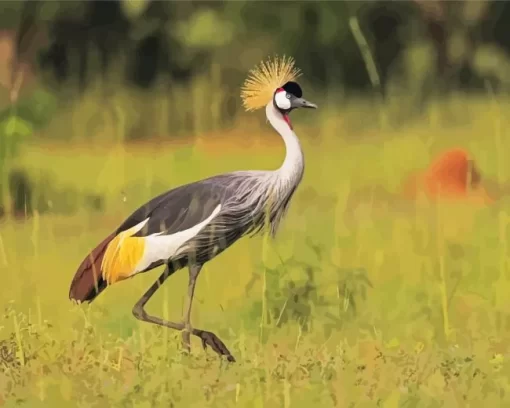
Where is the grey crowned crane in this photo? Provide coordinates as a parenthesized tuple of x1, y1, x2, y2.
(68, 55, 317, 362)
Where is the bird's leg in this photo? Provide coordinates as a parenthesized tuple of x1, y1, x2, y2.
(181, 264, 201, 353)
(132, 264, 236, 362)
(132, 265, 183, 331)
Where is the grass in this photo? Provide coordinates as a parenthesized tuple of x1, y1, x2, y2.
(2, 95, 510, 406)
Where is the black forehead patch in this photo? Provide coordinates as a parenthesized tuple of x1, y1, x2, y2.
(282, 81, 302, 98)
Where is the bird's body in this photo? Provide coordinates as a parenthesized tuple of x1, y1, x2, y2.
(69, 56, 316, 362)
(70, 103, 304, 303)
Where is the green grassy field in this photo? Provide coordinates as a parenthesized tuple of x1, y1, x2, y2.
(2, 96, 510, 407)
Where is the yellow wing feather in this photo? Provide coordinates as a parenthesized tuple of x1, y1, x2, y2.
(240, 55, 302, 112)
(101, 225, 146, 285)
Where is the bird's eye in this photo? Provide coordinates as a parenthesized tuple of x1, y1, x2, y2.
(286, 94, 291, 99)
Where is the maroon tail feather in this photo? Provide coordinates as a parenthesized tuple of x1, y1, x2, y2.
(69, 232, 116, 303)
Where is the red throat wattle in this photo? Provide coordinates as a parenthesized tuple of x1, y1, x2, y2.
(283, 114, 293, 130)
(275, 88, 293, 130)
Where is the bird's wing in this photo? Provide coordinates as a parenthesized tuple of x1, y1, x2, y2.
(109, 178, 229, 271)
(69, 178, 229, 303)
(125, 173, 266, 267)
(169, 173, 270, 263)
(125, 178, 228, 238)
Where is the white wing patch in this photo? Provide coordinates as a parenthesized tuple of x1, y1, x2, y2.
(134, 204, 222, 273)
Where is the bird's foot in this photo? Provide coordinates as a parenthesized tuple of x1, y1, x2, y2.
(194, 329, 236, 362)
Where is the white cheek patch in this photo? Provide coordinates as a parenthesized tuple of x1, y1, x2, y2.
(274, 91, 291, 110)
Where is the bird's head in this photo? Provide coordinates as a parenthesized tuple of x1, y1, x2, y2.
(273, 81, 317, 114)
(241, 55, 318, 114)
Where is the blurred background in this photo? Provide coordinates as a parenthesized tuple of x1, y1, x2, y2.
(1, 0, 510, 219)
(3, 2, 510, 404)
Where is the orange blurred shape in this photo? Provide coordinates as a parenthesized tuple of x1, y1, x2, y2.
(402, 148, 494, 205)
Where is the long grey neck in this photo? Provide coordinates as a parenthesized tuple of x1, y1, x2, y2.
(265, 102, 305, 185)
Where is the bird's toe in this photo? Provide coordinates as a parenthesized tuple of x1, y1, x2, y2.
(195, 329, 236, 362)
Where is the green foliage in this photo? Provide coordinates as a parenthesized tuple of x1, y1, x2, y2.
(0, 1, 23, 30)
(38, 1, 62, 22)
(16, 89, 58, 130)
(173, 9, 235, 49)
(0, 114, 32, 162)
(0, 87, 58, 216)
(0, 112, 33, 211)
(19, 0, 509, 137)
(30, 171, 104, 215)
(37, 1, 87, 22)
(244, 239, 374, 336)
(31, 0, 425, 105)
(473, 45, 510, 90)
(120, 0, 151, 21)
(244, 262, 328, 333)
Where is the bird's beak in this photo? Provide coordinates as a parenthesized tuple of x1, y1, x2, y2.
(294, 97, 318, 109)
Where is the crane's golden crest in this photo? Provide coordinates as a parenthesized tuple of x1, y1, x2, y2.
(241, 55, 302, 112)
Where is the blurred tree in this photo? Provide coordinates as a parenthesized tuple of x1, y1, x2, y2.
(357, 1, 418, 95)
(39, 1, 130, 92)
(1, 0, 508, 136)
(405, 0, 510, 101)
(0, 0, 58, 217)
